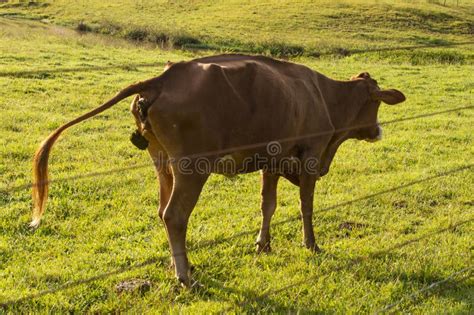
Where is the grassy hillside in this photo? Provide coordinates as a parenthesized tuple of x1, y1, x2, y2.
(1, 0, 473, 60)
(0, 1, 473, 313)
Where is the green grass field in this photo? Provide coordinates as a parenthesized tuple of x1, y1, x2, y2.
(0, 0, 473, 313)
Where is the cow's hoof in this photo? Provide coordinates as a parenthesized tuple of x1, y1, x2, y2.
(256, 242, 271, 254)
(306, 243, 322, 253)
(177, 276, 191, 288)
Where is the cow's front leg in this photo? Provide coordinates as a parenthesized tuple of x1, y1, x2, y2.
(299, 172, 321, 252)
(256, 171, 279, 253)
(162, 171, 208, 287)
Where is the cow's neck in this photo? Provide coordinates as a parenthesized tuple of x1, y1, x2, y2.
(321, 79, 365, 130)
(318, 79, 366, 176)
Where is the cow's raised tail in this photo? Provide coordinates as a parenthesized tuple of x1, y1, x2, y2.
(31, 79, 156, 228)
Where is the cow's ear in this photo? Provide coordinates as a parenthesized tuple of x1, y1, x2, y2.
(351, 72, 370, 80)
(372, 89, 405, 105)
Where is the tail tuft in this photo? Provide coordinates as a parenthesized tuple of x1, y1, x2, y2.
(31, 133, 58, 227)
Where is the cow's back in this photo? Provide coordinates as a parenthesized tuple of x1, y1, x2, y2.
(147, 54, 333, 172)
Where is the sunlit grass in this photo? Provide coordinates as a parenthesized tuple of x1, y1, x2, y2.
(1, 0, 473, 59)
(0, 3, 473, 312)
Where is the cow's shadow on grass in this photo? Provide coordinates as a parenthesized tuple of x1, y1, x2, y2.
(190, 268, 312, 313)
(358, 261, 473, 311)
(183, 247, 343, 313)
(191, 266, 472, 313)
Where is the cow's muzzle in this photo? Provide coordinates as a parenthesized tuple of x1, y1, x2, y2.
(364, 124, 383, 143)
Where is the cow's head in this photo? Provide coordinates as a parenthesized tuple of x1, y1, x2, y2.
(349, 72, 405, 142)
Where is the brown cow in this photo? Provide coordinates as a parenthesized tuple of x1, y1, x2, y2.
(31, 54, 405, 287)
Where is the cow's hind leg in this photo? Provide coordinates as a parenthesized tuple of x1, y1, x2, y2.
(157, 165, 173, 220)
(156, 164, 174, 270)
(256, 171, 279, 253)
(299, 171, 321, 252)
(162, 171, 208, 287)
(147, 141, 173, 221)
